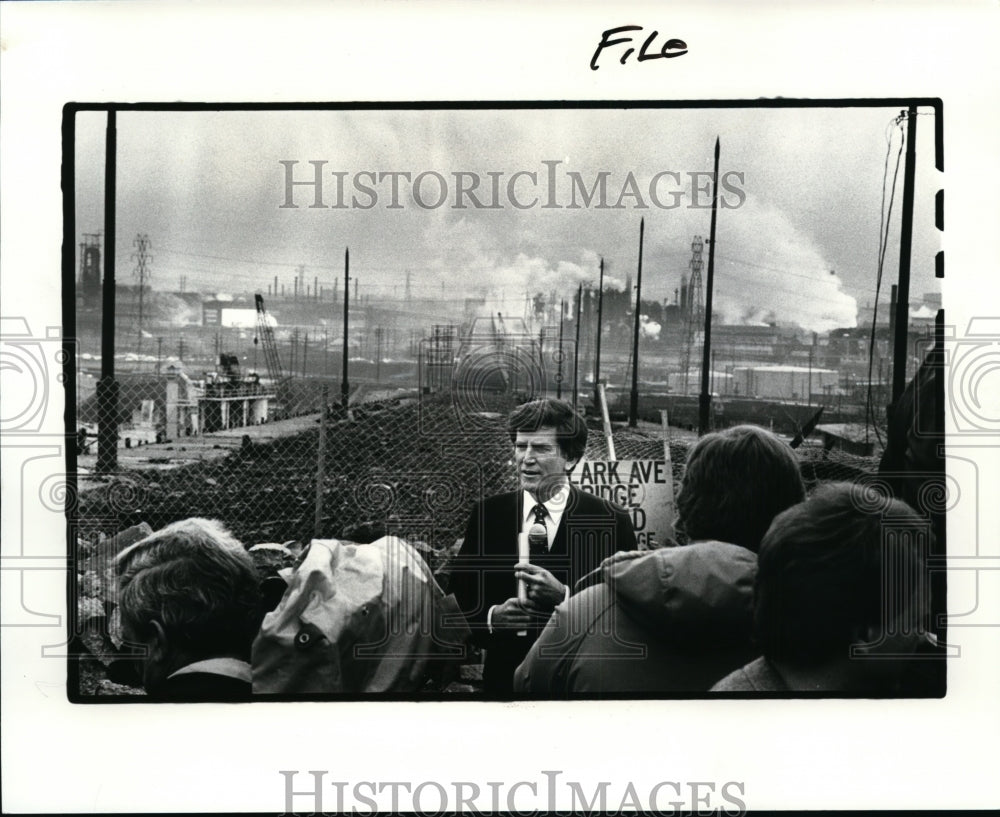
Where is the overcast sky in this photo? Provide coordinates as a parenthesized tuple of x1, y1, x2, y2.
(75, 105, 940, 333)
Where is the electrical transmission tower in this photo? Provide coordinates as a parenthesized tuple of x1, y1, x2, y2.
(682, 236, 704, 394)
(132, 234, 152, 360)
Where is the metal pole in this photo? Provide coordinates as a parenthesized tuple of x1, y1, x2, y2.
(698, 137, 721, 435)
(888, 284, 898, 360)
(593, 258, 605, 410)
(342, 248, 350, 409)
(892, 107, 918, 406)
(538, 325, 545, 386)
(97, 110, 118, 474)
(712, 349, 717, 412)
(629, 217, 644, 427)
(314, 385, 328, 537)
(572, 283, 582, 409)
(556, 299, 564, 399)
(807, 333, 814, 405)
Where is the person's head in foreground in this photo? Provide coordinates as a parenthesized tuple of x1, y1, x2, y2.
(507, 398, 588, 501)
(115, 518, 262, 700)
(718, 482, 933, 693)
(513, 424, 805, 696)
(676, 424, 805, 551)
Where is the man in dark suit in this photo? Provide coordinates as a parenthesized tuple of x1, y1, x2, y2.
(115, 518, 262, 701)
(450, 398, 637, 695)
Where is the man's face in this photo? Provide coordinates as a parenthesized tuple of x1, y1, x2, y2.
(514, 427, 575, 498)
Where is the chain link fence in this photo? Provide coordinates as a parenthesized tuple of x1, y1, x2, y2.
(76, 394, 884, 548)
(72, 303, 888, 696)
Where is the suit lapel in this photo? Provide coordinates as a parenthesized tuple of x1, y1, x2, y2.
(549, 486, 575, 555)
(497, 490, 523, 557)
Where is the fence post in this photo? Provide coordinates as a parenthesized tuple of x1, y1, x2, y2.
(314, 385, 328, 538)
(598, 382, 616, 461)
(96, 379, 119, 473)
(659, 409, 676, 534)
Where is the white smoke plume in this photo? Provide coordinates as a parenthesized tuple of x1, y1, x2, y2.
(151, 292, 200, 328)
(639, 315, 661, 339)
(712, 198, 858, 332)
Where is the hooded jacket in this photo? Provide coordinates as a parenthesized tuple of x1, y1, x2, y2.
(513, 541, 759, 695)
(252, 537, 469, 694)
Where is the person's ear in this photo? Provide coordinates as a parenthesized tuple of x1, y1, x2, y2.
(138, 619, 173, 693)
(147, 619, 169, 664)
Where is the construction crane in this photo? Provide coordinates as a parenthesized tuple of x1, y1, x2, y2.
(254, 294, 290, 415)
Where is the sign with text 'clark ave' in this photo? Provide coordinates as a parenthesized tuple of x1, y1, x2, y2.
(571, 459, 675, 549)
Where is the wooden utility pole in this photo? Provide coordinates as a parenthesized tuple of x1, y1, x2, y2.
(97, 110, 118, 474)
(892, 107, 918, 406)
(342, 248, 350, 409)
(572, 283, 582, 409)
(629, 217, 645, 427)
(593, 258, 605, 411)
(556, 299, 565, 399)
(698, 137, 721, 436)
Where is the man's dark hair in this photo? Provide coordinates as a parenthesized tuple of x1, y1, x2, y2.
(754, 482, 930, 668)
(675, 424, 805, 552)
(115, 518, 262, 662)
(507, 398, 588, 462)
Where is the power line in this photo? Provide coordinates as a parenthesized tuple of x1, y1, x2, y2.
(715, 253, 882, 293)
(865, 114, 905, 447)
(156, 243, 877, 290)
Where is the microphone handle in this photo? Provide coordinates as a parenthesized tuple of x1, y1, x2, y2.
(517, 532, 529, 637)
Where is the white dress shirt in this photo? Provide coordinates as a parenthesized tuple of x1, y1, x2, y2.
(519, 487, 569, 549)
(486, 483, 573, 632)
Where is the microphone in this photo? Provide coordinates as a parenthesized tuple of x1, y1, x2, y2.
(519, 522, 548, 637)
(528, 523, 548, 554)
(516, 532, 530, 637)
